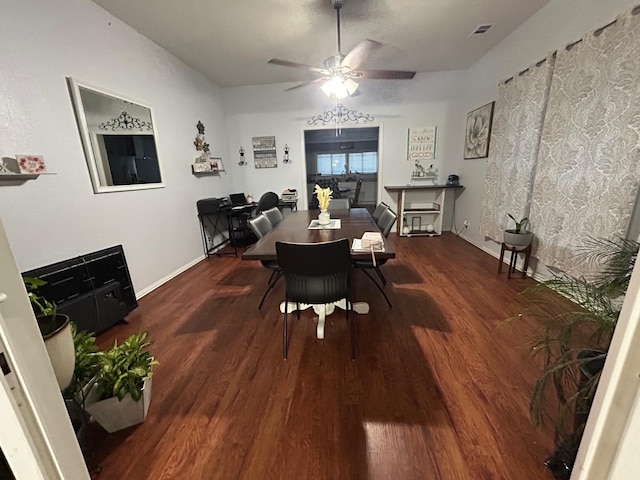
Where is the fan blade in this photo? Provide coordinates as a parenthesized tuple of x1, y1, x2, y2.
(352, 69, 416, 80)
(268, 58, 328, 75)
(284, 78, 326, 91)
(341, 39, 382, 71)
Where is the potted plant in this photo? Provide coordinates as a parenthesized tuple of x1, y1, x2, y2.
(23, 276, 75, 390)
(515, 237, 638, 479)
(63, 324, 101, 455)
(314, 184, 333, 225)
(86, 331, 158, 433)
(504, 213, 534, 247)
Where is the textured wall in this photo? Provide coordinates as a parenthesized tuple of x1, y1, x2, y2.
(0, 0, 230, 295)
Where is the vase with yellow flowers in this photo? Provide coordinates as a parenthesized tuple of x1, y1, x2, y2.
(314, 184, 333, 225)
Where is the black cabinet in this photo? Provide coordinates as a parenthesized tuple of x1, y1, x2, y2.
(22, 245, 137, 334)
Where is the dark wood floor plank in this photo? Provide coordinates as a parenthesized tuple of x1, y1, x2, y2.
(87, 234, 554, 479)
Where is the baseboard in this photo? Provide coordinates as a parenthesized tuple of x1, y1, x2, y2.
(456, 232, 549, 283)
(136, 255, 206, 299)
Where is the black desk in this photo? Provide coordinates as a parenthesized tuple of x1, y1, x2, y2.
(197, 198, 297, 258)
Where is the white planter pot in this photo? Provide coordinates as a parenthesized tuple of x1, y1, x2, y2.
(503, 229, 534, 248)
(40, 314, 74, 391)
(86, 377, 153, 433)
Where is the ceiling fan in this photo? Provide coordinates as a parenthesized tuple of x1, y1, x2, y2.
(268, 0, 416, 98)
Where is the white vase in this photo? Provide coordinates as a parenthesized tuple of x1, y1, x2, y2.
(318, 210, 331, 225)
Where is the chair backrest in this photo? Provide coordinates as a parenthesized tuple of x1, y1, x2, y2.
(256, 192, 279, 213)
(352, 179, 362, 207)
(327, 198, 350, 211)
(276, 239, 351, 304)
(377, 208, 397, 238)
(372, 202, 389, 222)
(248, 214, 273, 239)
(262, 207, 284, 227)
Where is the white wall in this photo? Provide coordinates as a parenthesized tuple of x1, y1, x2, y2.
(0, 0, 231, 295)
(223, 72, 466, 214)
(456, 0, 640, 258)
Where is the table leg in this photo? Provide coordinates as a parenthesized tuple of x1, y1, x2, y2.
(279, 299, 370, 339)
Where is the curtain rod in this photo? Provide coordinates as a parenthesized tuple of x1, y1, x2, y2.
(503, 5, 640, 85)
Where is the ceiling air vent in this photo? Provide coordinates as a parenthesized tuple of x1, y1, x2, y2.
(471, 24, 492, 35)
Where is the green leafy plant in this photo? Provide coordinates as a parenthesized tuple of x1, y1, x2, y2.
(66, 324, 101, 402)
(508, 213, 529, 233)
(515, 237, 638, 444)
(94, 331, 158, 402)
(23, 276, 56, 317)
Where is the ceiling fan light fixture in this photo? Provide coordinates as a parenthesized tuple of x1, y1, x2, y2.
(321, 76, 358, 99)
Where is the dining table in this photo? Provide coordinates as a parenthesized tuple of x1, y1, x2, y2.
(242, 208, 396, 339)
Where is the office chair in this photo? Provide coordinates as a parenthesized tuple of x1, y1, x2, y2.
(262, 206, 284, 227)
(247, 215, 281, 310)
(276, 239, 355, 359)
(352, 207, 397, 308)
(255, 192, 279, 214)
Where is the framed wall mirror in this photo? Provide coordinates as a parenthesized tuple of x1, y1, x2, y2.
(67, 77, 165, 193)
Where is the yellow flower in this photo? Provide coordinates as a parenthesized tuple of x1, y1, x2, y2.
(314, 184, 333, 211)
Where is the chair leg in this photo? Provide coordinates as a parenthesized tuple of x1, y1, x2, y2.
(258, 271, 282, 310)
(283, 300, 288, 360)
(359, 268, 392, 308)
(348, 296, 355, 359)
(374, 266, 387, 285)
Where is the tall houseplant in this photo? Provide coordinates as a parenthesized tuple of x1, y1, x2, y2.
(86, 331, 158, 432)
(23, 276, 75, 390)
(516, 237, 638, 478)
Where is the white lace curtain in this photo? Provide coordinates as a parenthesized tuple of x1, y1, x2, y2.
(482, 6, 640, 277)
(479, 55, 555, 241)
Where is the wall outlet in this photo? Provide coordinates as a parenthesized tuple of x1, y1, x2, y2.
(463, 220, 469, 227)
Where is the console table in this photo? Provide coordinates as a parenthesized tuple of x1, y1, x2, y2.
(384, 184, 463, 236)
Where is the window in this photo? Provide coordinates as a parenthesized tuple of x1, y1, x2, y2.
(348, 152, 377, 173)
(316, 151, 377, 174)
(317, 153, 346, 175)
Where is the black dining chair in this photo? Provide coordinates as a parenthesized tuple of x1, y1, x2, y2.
(262, 206, 284, 227)
(255, 192, 280, 214)
(352, 207, 397, 307)
(372, 202, 389, 222)
(247, 214, 281, 310)
(276, 238, 355, 359)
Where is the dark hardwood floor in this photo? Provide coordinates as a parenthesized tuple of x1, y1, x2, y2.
(88, 233, 554, 479)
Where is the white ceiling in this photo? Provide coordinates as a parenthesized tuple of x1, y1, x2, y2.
(93, 0, 551, 88)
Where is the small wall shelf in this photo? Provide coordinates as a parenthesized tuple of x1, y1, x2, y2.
(191, 159, 225, 176)
(0, 172, 56, 184)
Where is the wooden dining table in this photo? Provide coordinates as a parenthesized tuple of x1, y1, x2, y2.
(242, 208, 396, 339)
(242, 208, 396, 261)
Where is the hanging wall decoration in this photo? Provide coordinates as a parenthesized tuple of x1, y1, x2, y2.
(407, 126, 437, 162)
(464, 102, 495, 159)
(252, 136, 277, 168)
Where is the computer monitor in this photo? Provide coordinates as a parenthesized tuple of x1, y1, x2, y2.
(229, 193, 248, 206)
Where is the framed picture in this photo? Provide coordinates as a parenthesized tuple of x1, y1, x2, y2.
(407, 126, 437, 161)
(16, 154, 47, 174)
(464, 102, 495, 159)
(252, 136, 277, 168)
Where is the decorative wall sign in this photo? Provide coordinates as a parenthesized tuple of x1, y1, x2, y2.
(252, 136, 277, 168)
(16, 154, 47, 174)
(407, 126, 437, 161)
(98, 111, 153, 131)
(464, 102, 495, 159)
(307, 104, 375, 126)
